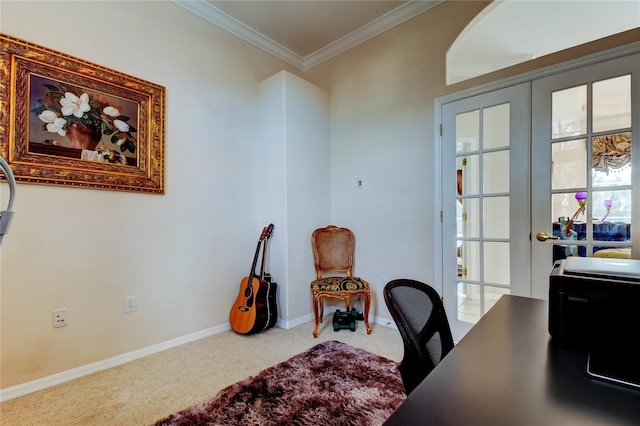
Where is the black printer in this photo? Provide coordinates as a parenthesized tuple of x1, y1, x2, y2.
(549, 257, 640, 345)
(549, 257, 640, 389)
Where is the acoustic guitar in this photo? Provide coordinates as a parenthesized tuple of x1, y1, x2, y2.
(258, 226, 278, 330)
(230, 224, 275, 334)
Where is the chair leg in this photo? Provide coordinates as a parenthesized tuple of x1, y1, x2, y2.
(363, 291, 372, 335)
(312, 294, 321, 338)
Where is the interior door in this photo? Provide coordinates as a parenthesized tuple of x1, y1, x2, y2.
(531, 54, 639, 299)
(441, 83, 530, 341)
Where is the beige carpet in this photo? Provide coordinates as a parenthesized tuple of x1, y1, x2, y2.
(0, 320, 403, 426)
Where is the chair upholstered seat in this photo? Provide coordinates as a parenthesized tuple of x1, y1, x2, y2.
(310, 225, 372, 338)
(311, 277, 369, 292)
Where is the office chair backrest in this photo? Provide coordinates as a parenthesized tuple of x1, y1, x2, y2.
(384, 279, 454, 394)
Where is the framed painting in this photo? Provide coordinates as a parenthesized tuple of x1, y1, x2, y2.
(0, 34, 165, 193)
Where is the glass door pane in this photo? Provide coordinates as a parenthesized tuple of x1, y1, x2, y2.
(593, 75, 631, 132)
(551, 85, 587, 138)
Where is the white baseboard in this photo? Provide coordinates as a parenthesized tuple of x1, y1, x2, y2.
(1, 314, 396, 402)
(0, 323, 230, 402)
(375, 315, 397, 330)
(278, 312, 315, 329)
(280, 311, 397, 331)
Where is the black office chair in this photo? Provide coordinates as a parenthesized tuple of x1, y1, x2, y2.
(384, 279, 454, 394)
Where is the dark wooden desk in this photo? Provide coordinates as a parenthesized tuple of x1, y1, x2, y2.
(384, 295, 640, 426)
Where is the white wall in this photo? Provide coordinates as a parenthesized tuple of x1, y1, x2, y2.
(0, 0, 300, 391)
(258, 71, 330, 324)
(304, 2, 489, 320)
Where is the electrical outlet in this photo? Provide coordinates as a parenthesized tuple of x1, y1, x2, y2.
(124, 296, 136, 313)
(53, 309, 67, 328)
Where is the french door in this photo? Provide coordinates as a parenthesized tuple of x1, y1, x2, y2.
(441, 83, 530, 340)
(531, 54, 639, 298)
(440, 52, 639, 341)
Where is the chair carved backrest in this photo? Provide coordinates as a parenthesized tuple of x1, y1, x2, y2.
(311, 225, 355, 280)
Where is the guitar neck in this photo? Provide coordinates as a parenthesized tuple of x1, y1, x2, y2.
(259, 224, 274, 280)
(247, 240, 262, 282)
(248, 224, 274, 283)
(259, 238, 268, 279)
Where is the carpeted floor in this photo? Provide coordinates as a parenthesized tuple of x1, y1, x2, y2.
(0, 320, 403, 425)
(155, 340, 406, 426)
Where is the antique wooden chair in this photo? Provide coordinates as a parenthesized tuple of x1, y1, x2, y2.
(310, 225, 371, 338)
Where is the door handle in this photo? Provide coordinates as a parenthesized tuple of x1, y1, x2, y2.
(535, 232, 559, 242)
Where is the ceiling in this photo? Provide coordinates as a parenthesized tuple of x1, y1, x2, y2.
(174, 0, 640, 77)
(448, 1, 640, 84)
(173, 0, 442, 70)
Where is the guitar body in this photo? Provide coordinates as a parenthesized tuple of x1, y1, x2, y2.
(230, 224, 277, 335)
(253, 280, 272, 332)
(266, 283, 278, 329)
(230, 276, 269, 334)
(262, 274, 278, 329)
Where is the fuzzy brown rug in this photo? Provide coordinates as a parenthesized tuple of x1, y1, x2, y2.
(154, 340, 405, 426)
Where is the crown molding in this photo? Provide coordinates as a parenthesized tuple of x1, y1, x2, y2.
(303, 1, 443, 70)
(173, 0, 444, 71)
(173, 0, 304, 68)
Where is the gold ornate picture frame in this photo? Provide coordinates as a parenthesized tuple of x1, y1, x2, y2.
(0, 34, 165, 193)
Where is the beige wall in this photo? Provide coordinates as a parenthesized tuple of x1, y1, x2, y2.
(1, 0, 638, 394)
(258, 71, 331, 323)
(0, 0, 299, 390)
(303, 2, 490, 312)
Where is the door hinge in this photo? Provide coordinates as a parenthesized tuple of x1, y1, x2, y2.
(440, 210, 443, 223)
(440, 124, 443, 136)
